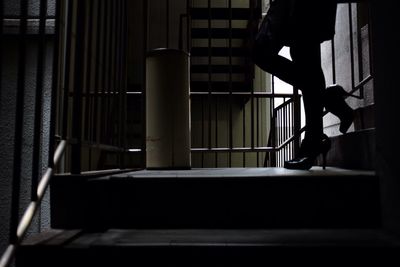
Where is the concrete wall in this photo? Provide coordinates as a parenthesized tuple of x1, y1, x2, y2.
(321, 3, 374, 137)
(0, 0, 55, 257)
(369, 0, 400, 235)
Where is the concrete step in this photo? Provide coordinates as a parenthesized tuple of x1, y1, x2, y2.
(190, 81, 251, 92)
(191, 64, 250, 74)
(191, 28, 250, 39)
(17, 229, 400, 267)
(51, 168, 380, 230)
(325, 128, 375, 170)
(191, 8, 257, 20)
(191, 47, 249, 57)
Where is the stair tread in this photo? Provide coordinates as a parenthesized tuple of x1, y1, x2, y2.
(192, 28, 249, 39)
(18, 229, 400, 266)
(191, 64, 249, 73)
(191, 8, 255, 20)
(191, 47, 249, 57)
(22, 229, 400, 248)
(191, 81, 252, 92)
(50, 167, 380, 230)
(110, 167, 375, 180)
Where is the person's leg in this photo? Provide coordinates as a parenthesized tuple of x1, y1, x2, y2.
(290, 41, 325, 141)
(283, 41, 331, 170)
(253, 38, 325, 140)
(252, 38, 293, 84)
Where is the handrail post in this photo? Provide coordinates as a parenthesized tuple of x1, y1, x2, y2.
(293, 90, 301, 157)
(48, 0, 62, 169)
(71, 0, 86, 174)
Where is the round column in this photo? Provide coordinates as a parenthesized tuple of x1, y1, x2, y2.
(146, 48, 191, 169)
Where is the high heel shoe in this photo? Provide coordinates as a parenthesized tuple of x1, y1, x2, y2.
(284, 134, 331, 170)
(324, 84, 356, 134)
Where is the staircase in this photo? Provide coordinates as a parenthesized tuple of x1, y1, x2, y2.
(10, 2, 400, 266)
(190, 0, 261, 93)
(16, 168, 400, 266)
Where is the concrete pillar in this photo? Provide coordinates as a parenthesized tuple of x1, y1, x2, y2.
(146, 48, 191, 169)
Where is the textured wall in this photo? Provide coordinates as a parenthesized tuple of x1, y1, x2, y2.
(321, 3, 374, 137)
(0, 0, 55, 256)
(370, 0, 400, 235)
(0, 38, 54, 257)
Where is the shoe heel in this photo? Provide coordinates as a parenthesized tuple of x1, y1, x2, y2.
(322, 151, 327, 170)
(321, 135, 331, 170)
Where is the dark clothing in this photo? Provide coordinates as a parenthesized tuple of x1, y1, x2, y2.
(252, 0, 337, 139)
(261, 0, 337, 46)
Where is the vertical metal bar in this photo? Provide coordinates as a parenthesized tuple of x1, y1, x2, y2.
(270, 79, 276, 167)
(116, 0, 123, 167)
(62, 0, 74, 140)
(356, 3, 364, 87)
(71, 0, 86, 174)
(348, 3, 356, 90)
(331, 39, 336, 84)
(48, 0, 62, 167)
(0, 0, 3, 101)
(117, 0, 125, 168)
(228, 0, 233, 167)
(142, 0, 148, 168)
(31, 0, 48, 201)
(108, 0, 118, 145)
(242, 97, 246, 167)
(93, 0, 104, 145)
(367, 3, 373, 80)
(256, 98, 260, 167)
(166, 0, 169, 48)
(250, 0, 255, 151)
(283, 102, 287, 163)
(120, 0, 128, 168)
(84, 0, 95, 170)
(207, 0, 212, 153)
(280, 107, 283, 164)
(289, 101, 292, 159)
(106, 0, 116, 146)
(293, 89, 301, 157)
(279, 109, 282, 165)
(186, 0, 190, 52)
(215, 96, 218, 167)
(100, 0, 110, 144)
(103, 0, 112, 145)
(201, 96, 205, 167)
(10, 0, 28, 244)
(290, 101, 294, 158)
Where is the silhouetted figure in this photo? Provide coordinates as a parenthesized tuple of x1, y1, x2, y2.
(253, 0, 354, 170)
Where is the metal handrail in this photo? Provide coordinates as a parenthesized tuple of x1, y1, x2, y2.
(0, 140, 67, 267)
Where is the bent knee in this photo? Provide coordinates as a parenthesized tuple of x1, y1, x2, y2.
(251, 41, 275, 69)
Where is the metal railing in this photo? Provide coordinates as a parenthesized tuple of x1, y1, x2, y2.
(187, 0, 299, 167)
(59, 0, 129, 173)
(0, 2, 376, 266)
(185, 0, 373, 167)
(0, 0, 129, 266)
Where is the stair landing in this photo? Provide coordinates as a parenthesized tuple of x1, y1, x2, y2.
(18, 228, 400, 267)
(51, 167, 380, 230)
(112, 167, 374, 178)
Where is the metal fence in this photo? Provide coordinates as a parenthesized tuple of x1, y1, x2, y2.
(58, 0, 129, 174)
(0, 1, 129, 266)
